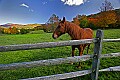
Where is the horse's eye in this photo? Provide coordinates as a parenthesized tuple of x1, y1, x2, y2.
(58, 26, 61, 28)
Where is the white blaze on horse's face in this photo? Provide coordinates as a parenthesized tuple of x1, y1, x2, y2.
(52, 21, 66, 39)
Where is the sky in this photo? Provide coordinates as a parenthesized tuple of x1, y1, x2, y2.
(0, 0, 120, 24)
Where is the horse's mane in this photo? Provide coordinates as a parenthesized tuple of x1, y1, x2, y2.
(65, 21, 93, 40)
(65, 21, 82, 40)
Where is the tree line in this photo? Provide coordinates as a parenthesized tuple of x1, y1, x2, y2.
(0, 24, 43, 34)
(73, 10, 119, 29)
(44, 0, 120, 32)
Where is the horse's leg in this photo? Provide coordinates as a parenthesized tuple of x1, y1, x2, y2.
(72, 46, 75, 57)
(71, 46, 75, 65)
(78, 45, 85, 68)
(79, 45, 83, 56)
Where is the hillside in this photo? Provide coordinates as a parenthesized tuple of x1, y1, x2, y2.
(88, 8, 120, 18)
(0, 23, 42, 29)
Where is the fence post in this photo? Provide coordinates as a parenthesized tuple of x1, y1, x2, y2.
(91, 29, 104, 80)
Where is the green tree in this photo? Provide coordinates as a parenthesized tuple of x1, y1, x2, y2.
(115, 9, 120, 28)
(45, 14, 59, 32)
(79, 15, 89, 28)
(20, 28, 29, 34)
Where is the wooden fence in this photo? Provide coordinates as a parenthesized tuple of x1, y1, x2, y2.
(0, 29, 120, 80)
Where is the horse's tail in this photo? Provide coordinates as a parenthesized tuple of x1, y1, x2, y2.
(87, 44, 90, 54)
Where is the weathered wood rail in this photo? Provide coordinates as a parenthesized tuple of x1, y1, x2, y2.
(0, 39, 96, 52)
(0, 29, 120, 80)
(20, 66, 120, 80)
(0, 53, 120, 71)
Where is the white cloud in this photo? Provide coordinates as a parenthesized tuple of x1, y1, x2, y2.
(20, 3, 29, 8)
(61, 0, 89, 6)
(20, 3, 34, 12)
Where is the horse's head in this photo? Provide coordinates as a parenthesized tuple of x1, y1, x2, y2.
(52, 17, 67, 39)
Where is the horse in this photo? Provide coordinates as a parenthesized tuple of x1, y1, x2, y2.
(52, 17, 93, 67)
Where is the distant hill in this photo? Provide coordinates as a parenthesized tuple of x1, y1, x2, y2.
(0, 23, 13, 28)
(88, 8, 120, 18)
(0, 23, 42, 29)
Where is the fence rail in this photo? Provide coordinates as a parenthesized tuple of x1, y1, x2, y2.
(21, 70, 92, 80)
(103, 38, 120, 42)
(0, 55, 92, 71)
(0, 53, 120, 71)
(0, 29, 120, 80)
(0, 39, 96, 52)
(0, 38, 120, 52)
(20, 66, 120, 80)
(99, 66, 120, 72)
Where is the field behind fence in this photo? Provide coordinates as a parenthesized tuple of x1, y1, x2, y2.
(0, 29, 120, 80)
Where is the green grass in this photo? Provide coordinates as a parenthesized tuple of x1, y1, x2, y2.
(0, 29, 120, 80)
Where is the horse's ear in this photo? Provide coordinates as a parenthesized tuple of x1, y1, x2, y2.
(59, 19, 61, 22)
(63, 17, 66, 22)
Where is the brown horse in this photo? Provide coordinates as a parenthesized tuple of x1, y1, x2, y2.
(52, 17, 93, 66)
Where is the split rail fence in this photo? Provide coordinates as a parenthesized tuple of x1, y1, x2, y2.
(0, 29, 120, 80)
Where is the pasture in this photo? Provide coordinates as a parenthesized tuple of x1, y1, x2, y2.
(0, 29, 120, 80)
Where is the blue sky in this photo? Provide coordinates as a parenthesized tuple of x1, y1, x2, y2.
(0, 0, 120, 24)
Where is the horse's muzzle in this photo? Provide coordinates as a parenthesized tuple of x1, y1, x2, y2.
(52, 34, 58, 39)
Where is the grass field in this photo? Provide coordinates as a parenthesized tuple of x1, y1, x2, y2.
(0, 29, 120, 80)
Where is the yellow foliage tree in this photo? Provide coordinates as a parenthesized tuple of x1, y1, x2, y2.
(97, 10, 117, 28)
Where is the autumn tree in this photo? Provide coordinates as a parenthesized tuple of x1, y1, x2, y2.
(3, 27, 19, 34)
(97, 10, 117, 28)
(97, 0, 117, 28)
(0, 27, 4, 34)
(11, 27, 19, 34)
(99, 0, 114, 12)
(88, 18, 99, 29)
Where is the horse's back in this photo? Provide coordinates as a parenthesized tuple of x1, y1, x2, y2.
(82, 28, 93, 39)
